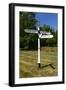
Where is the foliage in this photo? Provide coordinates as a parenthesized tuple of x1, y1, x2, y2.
(20, 12, 58, 49)
(20, 12, 37, 49)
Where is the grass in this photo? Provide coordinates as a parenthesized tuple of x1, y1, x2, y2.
(19, 47, 58, 78)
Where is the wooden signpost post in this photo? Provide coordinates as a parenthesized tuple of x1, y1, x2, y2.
(24, 26, 53, 68)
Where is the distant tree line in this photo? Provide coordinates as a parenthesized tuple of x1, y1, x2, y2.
(19, 12, 58, 50)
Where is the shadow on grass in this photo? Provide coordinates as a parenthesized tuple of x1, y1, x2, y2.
(39, 64, 55, 69)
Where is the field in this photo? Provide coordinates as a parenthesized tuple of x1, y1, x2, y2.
(19, 47, 58, 78)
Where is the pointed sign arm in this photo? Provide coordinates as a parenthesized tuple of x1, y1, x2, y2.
(40, 31, 51, 35)
(39, 34, 53, 38)
(24, 29, 38, 34)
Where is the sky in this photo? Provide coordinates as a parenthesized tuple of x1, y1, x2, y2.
(35, 13, 58, 31)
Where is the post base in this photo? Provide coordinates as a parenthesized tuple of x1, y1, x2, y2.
(38, 63, 41, 68)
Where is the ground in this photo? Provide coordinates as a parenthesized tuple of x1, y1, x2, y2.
(19, 47, 58, 78)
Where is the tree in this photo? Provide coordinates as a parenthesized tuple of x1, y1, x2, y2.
(40, 24, 57, 47)
(20, 12, 58, 49)
(19, 12, 37, 49)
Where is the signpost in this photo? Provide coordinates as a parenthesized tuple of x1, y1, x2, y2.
(24, 26, 53, 68)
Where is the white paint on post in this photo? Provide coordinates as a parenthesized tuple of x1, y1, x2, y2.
(37, 25, 40, 31)
(38, 38, 40, 63)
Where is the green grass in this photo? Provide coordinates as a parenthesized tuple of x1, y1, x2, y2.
(19, 47, 58, 78)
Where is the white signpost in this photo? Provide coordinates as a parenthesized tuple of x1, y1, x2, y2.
(24, 26, 53, 68)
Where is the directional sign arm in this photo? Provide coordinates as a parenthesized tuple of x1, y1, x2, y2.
(40, 31, 51, 35)
(24, 29, 38, 34)
(39, 34, 53, 38)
